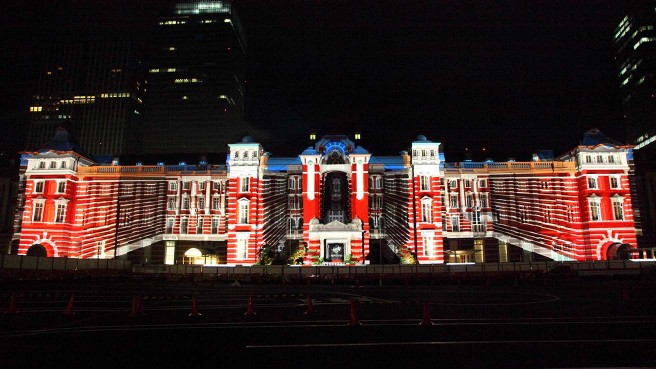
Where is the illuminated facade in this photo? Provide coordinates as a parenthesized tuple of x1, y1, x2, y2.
(26, 42, 143, 157)
(13, 129, 639, 264)
(141, 0, 248, 155)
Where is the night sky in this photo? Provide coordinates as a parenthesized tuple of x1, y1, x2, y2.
(0, 0, 629, 161)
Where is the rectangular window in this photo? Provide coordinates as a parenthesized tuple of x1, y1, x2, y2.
(587, 177, 597, 189)
(423, 236, 433, 257)
(240, 177, 250, 192)
(213, 181, 220, 191)
(97, 241, 106, 258)
(211, 218, 219, 234)
(449, 180, 457, 188)
(167, 198, 176, 210)
(237, 238, 248, 259)
(464, 179, 471, 188)
(589, 201, 601, 221)
(182, 197, 189, 210)
(420, 176, 430, 191)
(166, 218, 174, 233)
(213, 197, 220, 210)
(50, 161, 57, 169)
(196, 218, 203, 233)
(289, 178, 295, 189)
(60, 161, 67, 169)
(34, 181, 44, 193)
(57, 181, 66, 193)
(612, 201, 624, 220)
(610, 176, 620, 189)
(466, 194, 474, 208)
(169, 181, 177, 191)
(479, 193, 489, 208)
(474, 239, 484, 263)
(180, 218, 188, 233)
(55, 204, 66, 223)
(199, 181, 206, 190)
(182, 181, 190, 190)
(479, 179, 487, 188)
(449, 194, 459, 208)
(32, 202, 44, 222)
(198, 197, 205, 209)
(421, 202, 431, 222)
(239, 202, 249, 224)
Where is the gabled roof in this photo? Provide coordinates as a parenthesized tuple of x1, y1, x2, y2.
(580, 128, 625, 148)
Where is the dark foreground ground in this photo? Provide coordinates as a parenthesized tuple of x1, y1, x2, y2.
(1, 274, 655, 368)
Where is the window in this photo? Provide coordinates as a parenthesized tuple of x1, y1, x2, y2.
(423, 236, 433, 257)
(479, 179, 487, 188)
(60, 161, 67, 169)
(39, 161, 46, 169)
(608, 155, 615, 164)
(213, 197, 220, 210)
(199, 181, 206, 190)
(449, 194, 459, 208)
(211, 218, 219, 234)
(610, 176, 620, 189)
(420, 176, 430, 191)
(169, 181, 177, 191)
(289, 178, 295, 189)
(567, 206, 574, 222)
(239, 201, 249, 224)
(585, 155, 592, 164)
(167, 198, 176, 210)
(464, 179, 471, 188)
(166, 218, 174, 233)
(421, 199, 432, 223)
(242, 151, 248, 159)
(56, 181, 66, 194)
(237, 238, 248, 259)
(50, 161, 57, 169)
(97, 241, 106, 258)
(165, 241, 175, 265)
(198, 197, 205, 209)
(32, 202, 44, 222)
(448, 180, 457, 188)
(213, 181, 220, 191)
(375, 177, 382, 189)
(612, 197, 624, 220)
(34, 181, 44, 193)
(182, 181, 190, 190)
(588, 199, 601, 221)
(196, 217, 203, 234)
(181, 197, 189, 210)
(240, 177, 250, 192)
(597, 155, 603, 163)
(180, 218, 188, 234)
(479, 193, 489, 208)
(587, 177, 597, 189)
(466, 193, 474, 208)
(55, 203, 67, 223)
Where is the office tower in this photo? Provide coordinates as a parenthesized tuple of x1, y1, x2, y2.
(141, 0, 247, 155)
(613, 2, 656, 250)
(26, 42, 144, 158)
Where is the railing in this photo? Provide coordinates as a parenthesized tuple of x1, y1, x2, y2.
(443, 161, 575, 173)
(79, 165, 227, 175)
(472, 224, 487, 233)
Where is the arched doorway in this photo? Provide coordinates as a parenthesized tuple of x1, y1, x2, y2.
(26, 244, 47, 257)
(321, 171, 350, 223)
(606, 243, 632, 260)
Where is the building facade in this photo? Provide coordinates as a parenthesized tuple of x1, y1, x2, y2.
(140, 0, 247, 155)
(13, 129, 639, 264)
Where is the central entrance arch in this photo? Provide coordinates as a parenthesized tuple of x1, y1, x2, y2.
(26, 244, 48, 257)
(321, 171, 350, 224)
(606, 243, 632, 260)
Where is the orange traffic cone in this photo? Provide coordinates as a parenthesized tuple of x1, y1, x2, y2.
(420, 303, 433, 326)
(63, 294, 75, 316)
(348, 299, 361, 326)
(304, 296, 315, 316)
(189, 297, 201, 317)
(6, 293, 17, 315)
(245, 296, 256, 316)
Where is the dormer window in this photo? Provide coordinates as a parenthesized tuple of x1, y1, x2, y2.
(50, 161, 57, 169)
(39, 161, 46, 169)
(60, 161, 67, 169)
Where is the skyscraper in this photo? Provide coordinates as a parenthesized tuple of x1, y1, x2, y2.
(613, 1, 656, 250)
(140, 0, 247, 155)
(26, 42, 144, 158)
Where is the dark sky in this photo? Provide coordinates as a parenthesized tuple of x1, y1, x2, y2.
(0, 0, 629, 161)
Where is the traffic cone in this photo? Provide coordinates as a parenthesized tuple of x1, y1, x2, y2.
(244, 296, 256, 316)
(63, 294, 75, 316)
(304, 296, 314, 316)
(189, 297, 201, 317)
(348, 299, 360, 326)
(6, 293, 17, 315)
(420, 303, 433, 326)
(129, 296, 143, 317)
